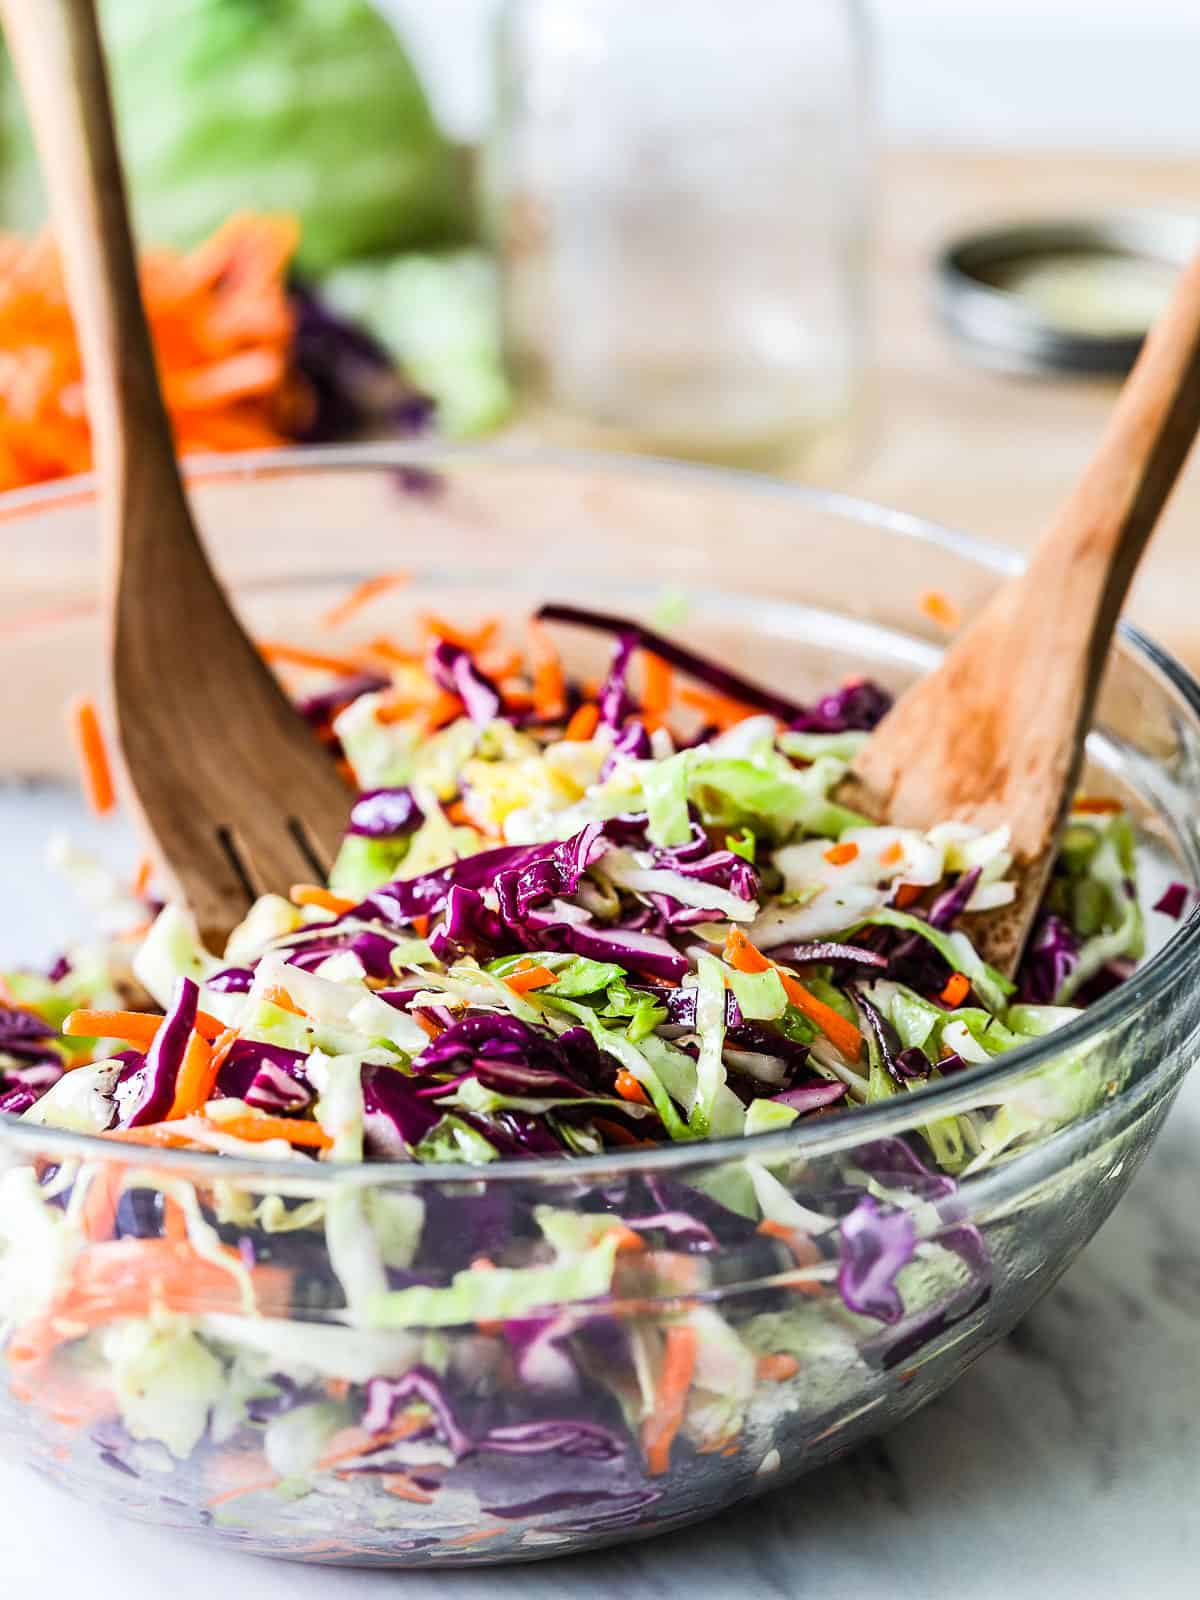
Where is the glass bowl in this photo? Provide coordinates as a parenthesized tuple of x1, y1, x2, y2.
(2, 445, 1199, 1569)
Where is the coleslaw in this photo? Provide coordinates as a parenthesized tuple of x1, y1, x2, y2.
(0, 594, 1171, 1554)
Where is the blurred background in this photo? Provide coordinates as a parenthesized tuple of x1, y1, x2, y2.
(2, 0, 1199, 657)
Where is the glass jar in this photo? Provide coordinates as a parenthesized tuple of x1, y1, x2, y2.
(486, 0, 873, 472)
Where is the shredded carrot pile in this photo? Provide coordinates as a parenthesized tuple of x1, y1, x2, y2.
(0, 214, 307, 491)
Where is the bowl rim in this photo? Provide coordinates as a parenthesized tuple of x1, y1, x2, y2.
(3, 440, 1199, 1186)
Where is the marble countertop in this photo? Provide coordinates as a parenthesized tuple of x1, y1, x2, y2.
(2, 784, 1199, 1596)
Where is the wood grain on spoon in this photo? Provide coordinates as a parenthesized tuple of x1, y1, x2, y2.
(841, 251, 1200, 975)
(1, 0, 351, 948)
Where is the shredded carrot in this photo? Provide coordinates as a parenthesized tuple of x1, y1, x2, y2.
(940, 972, 971, 1008)
(724, 929, 771, 975)
(444, 800, 474, 827)
(478, 649, 523, 680)
(420, 614, 499, 654)
(893, 882, 925, 909)
(326, 1378, 351, 1402)
(614, 1069, 650, 1106)
(67, 696, 115, 816)
(592, 1116, 654, 1148)
(206, 1453, 282, 1508)
(263, 985, 306, 1017)
(320, 571, 411, 631)
(80, 1165, 124, 1244)
(724, 929, 863, 1061)
(131, 855, 154, 899)
(824, 841, 859, 867)
(678, 684, 758, 731)
(259, 641, 377, 677)
(366, 637, 420, 667)
(504, 963, 558, 995)
(289, 884, 355, 916)
(168, 1031, 218, 1120)
(755, 1221, 825, 1288)
(411, 914, 431, 939)
(316, 1414, 426, 1472)
(212, 1113, 332, 1150)
(63, 1007, 226, 1047)
(162, 1197, 189, 1244)
(1073, 796, 1124, 814)
(207, 1470, 282, 1509)
(879, 841, 904, 867)
(0, 216, 301, 494)
(919, 588, 962, 631)
(425, 688, 464, 732)
(756, 1352, 800, 1382)
(102, 1110, 328, 1152)
(642, 1325, 698, 1476)
(776, 972, 862, 1061)
(447, 1529, 506, 1548)
(374, 696, 424, 725)
(8, 1241, 292, 1375)
(563, 702, 601, 741)
(98, 1124, 200, 1151)
(412, 1012, 442, 1041)
(378, 1473, 435, 1505)
(527, 618, 567, 720)
(642, 652, 675, 717)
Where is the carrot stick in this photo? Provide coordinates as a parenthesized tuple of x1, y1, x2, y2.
(425, 689, 464, 732)
(378, 1473, 435, 1504)
(614, 1069, 650, 1105)
(262, 985, 306, 1017)
(289, 884, 355, 916)
(527, 618, 567, 719)
(642, 652, 675, 716)
(316, 1414, 426, 1472)
(98, 1124, 200, 1150)
(756, 1353, 800, 1382)
(67, 696, 115, 816)
(893, 882, 924, 909)
(206, 1113, 332, 1150)
(678, 684, 758, 731)
(504, 964, 558, 995)
(420, 614, 499, 654)
(64, 1007, 227, 1047)
(80, 1164, 124, 1243)
(320, 571, 411, 631)
(724, 930, 863, 1061)
(259, 641, 378, 677)
(131, 855, 154, 898)
(563, 703, 601, 741)
(642, 1325, 698, 1475)
(939, 972, 970, 1007)
(168, 1031, 217, 1120)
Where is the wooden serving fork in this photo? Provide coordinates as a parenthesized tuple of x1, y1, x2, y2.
(840, 252, 1200, 974)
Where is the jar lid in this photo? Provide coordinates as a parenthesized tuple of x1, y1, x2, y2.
(936, 212, 1200, 376)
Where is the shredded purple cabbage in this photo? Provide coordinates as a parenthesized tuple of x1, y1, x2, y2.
(837, 1193, 917, 1323)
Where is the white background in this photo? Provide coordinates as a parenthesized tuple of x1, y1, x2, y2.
(380, 0, 1200, 150)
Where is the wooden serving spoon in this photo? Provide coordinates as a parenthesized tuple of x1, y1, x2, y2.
(1, 0, 351, 948)
(839, 251, 1200, 976)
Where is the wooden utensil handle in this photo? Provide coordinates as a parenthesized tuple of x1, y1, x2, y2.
(1027, 251, 1200, 702)
(0, 0, 195, 572)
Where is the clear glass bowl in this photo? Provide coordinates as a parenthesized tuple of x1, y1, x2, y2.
(2, 445, 1199, 1568)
